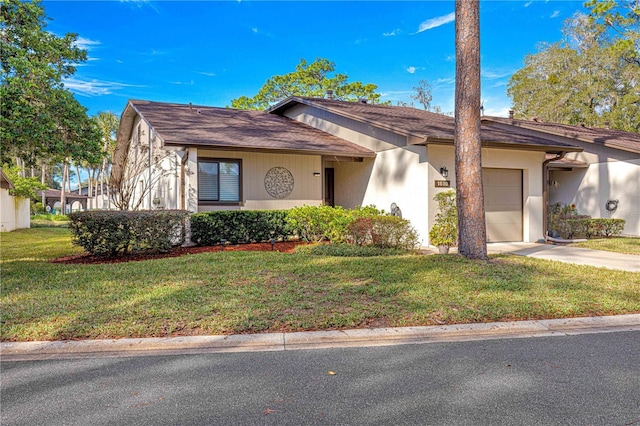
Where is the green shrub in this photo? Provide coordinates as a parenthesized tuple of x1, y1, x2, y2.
(294, 243, 411, 257)
(429, 190, 457, 247)
(190, 210, 291, 245)
(286, 205, 383, 242)
(588, 218, 625, 238)
(68, 210, 189, 256)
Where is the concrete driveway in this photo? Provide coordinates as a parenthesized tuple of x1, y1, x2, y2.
(487, 242, 640, 272)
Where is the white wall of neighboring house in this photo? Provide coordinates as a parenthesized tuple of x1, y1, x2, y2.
(550, 157, 640, 236)
(0, 188, 30, 232)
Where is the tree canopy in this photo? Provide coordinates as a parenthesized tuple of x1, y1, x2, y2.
(1, 0, 100, 167)
(508, 10, 639, 132)
(585, 0, 639, 66)
(230, 58, 383, 110)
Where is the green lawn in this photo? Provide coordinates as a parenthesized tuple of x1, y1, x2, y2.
(573, 237, 640, 255)
(1, 228, 639, 342)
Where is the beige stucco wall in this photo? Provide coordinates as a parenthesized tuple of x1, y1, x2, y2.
(329, 145, 431, 245)
(187, 148, 323, 212)
(427, 145, 545, 243)
(550, 158, 640, 236)
(0, 188, 30, 232)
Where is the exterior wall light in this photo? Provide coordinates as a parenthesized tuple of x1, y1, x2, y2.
(440, 167, 449, 178)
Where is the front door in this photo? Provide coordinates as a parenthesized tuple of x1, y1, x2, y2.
(324, 168, 335, 207)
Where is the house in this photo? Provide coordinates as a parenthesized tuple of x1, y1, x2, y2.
(37, 189, 90, 214)
(115, 97, 638, 246)
(482, 117, 640, 236)
(0, 170, 30, 232)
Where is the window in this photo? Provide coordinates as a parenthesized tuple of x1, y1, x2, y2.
(198, 159, 241, 203)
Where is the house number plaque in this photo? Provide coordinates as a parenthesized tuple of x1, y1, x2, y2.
(435, 180, 451, 188)
(264, 167, 294, 199)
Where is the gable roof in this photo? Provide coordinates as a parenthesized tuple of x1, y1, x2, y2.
(482, 117, 640, 154)
(268, 97, 582, 153)
(0, 170, 14, 190)
(120, 100, 375, 158)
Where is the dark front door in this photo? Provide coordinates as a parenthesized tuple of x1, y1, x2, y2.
(324, 168, 335, 207)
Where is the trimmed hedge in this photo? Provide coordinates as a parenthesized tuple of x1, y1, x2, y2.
(346, 216, 419, 250)
(286, 205, 383, 243)
(566, 218, 626, 238)
(68, 210, 189, 256)
(190, 210, 291, 245)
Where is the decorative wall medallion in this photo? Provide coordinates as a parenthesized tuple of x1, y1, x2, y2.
(264, 167, 294, 199)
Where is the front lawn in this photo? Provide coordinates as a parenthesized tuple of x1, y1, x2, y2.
(1, 228, 639, 341)
(573, 237, 640, 255)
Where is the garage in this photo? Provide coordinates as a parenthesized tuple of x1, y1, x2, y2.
(483, 168, 523, 242)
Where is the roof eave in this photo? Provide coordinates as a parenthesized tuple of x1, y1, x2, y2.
(411, 136, 582, 153)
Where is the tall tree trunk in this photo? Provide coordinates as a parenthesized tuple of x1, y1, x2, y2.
(41, 161, 46, 208)
(454, 0, 487, 260)
(76, 164, 82, 195)
(60, 162, 68, 215)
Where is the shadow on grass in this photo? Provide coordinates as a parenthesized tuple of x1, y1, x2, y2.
(1, 250, 639, 341)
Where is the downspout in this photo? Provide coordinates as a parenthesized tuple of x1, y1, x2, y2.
(542, 151, 566, 239)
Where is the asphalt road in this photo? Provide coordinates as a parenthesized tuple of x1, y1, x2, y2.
(2, 331, 639, 425)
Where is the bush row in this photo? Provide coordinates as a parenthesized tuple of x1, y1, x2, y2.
(68, 206, 420, 255)
(190, 210, 290, 245)
(565, 218, 626, 239)
(68, 210, 189, 256)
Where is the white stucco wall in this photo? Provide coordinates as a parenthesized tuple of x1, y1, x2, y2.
(189, 149, 323, 212)
(427, 145, 545, 243)
(550, 158, 640, 236)
(329, 145, 431, 246)
(0, 188, 30, 232)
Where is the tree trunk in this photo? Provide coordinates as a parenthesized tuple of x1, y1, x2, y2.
(41, 161, 46, 208)
(454, 0, 487, 260)
(60, 162, 68, 215)
(76, 164, 82, 195)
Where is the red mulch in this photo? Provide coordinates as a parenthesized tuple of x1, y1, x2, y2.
(51, 241, 307, 265)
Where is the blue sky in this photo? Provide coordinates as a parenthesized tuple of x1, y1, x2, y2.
(44, 0, 586, 118)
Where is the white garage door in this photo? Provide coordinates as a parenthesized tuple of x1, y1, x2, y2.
(483, 168, 523, 242)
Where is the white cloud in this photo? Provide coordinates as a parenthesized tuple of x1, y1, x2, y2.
(74, 37, 101, 51)
(252, 27, 258, 33)
(63, 77, 138, 96)
(416, 12, 455, 34)
(383, 29, 400, 37)
(406, 66, 416, 74)
(171, 80, 194, 86)
(550, 10, 560, 18)
(524, 1, 533, 7)
(481, 69, 514, 80)
(198, 72, 216, 77)
(483, 105, 512, 117)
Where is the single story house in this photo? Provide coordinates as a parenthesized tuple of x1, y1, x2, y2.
(112, 96, 638, 245)
(0, 170, 30, 232)
(482, 117, 640, 236)
(37, 189, 90, 214)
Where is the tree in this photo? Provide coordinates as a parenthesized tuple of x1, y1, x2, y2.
(585, 0, 639, 66)
(1, 164, 46, 199)
(230, 58, 383, 110)
(93, 112, 119, 208)
(508, 12, 639, 132)
(410, 80, 433, 110)
(454, 0, 488, 260)
(1, 0, 89, 167)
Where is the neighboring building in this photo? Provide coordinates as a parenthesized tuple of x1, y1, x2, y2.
(0, 170, 30, 232)
(482, 117, 640, 236)
(115, 97, 637, 246)
(37, 189, 90, 214)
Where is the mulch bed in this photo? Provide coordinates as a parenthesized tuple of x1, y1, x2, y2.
(51, 241, 308, 265)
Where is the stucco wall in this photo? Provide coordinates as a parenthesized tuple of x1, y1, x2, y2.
(189, 149, 323, 212)
(550, 158, 640, 236)
(0, 188, 30, 232)
(329, 145, 431, 246)
(427, 145, 545, 243)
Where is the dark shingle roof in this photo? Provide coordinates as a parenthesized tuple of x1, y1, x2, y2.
(127, 100, 374, 158)
(269, 97, 583, 153)
(482, 117, 640, 154)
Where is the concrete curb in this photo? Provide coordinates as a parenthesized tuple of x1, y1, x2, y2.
(2, 314, 639, 361)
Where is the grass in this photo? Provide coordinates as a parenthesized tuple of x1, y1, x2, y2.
(30, 214, 70, 228)
(573, 237, 640, 255)
(1, 228, 639, 341)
